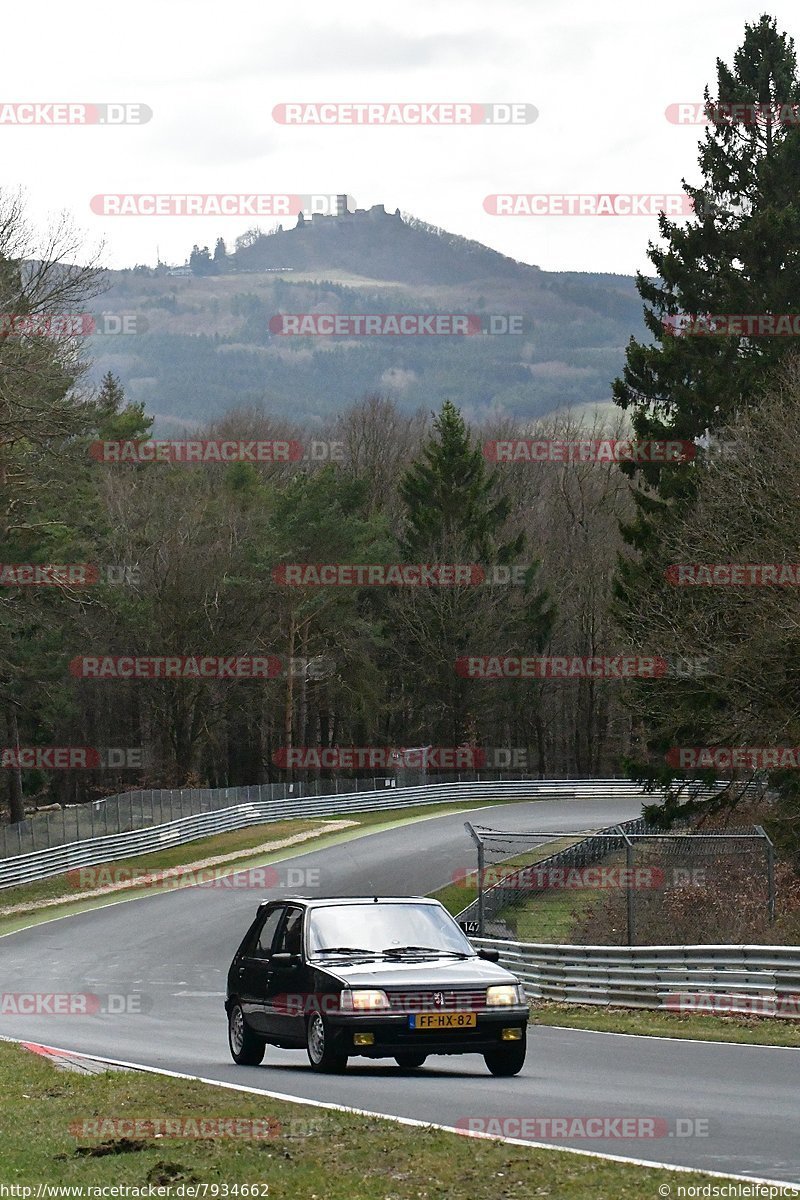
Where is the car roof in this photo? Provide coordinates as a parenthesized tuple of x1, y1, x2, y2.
(257, 895, 444, 909)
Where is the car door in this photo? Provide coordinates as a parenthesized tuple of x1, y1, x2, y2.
(236, 904, 285, 1034)
(263, 904, 307, 1043)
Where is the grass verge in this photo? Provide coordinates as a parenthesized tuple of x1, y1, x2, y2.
(0, 1041, 727, 1196)
(532, 1001, 800, 1046)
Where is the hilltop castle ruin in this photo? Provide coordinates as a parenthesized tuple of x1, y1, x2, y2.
(295, 197, 402, 228)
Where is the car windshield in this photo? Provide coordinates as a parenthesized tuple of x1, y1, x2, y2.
(307, 903, 475, 958)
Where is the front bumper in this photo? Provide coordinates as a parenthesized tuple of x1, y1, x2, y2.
(324, 1006, 529, 1057)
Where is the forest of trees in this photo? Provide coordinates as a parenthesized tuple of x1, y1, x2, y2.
(92, 266, 644, 429)
(4, 15, 800, 861)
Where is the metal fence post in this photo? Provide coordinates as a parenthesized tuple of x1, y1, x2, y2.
(755, 825, 776, 922)
(464, 822, 485, 936)
(618, 825, 635, 947)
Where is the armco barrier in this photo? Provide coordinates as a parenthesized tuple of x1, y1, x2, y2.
(474, 938, 800, 1014)
(1, 775, 656, 861)
(0, 778, 654, 890)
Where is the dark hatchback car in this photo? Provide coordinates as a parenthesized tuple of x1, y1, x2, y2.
(225, 896, 529, 1075)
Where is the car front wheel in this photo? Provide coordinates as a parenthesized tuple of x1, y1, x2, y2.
(306, 1012, 348, 1073)
(228, 1003, 266, 1066)
(484, 1038, 526, 1077)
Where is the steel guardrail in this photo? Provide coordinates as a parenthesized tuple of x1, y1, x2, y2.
(0, 778, 653, 889)
(473, 937, 800, 1014)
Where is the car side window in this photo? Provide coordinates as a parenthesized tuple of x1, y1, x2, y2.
(250, 906, 284, 958)
(274, 906, 304, 956)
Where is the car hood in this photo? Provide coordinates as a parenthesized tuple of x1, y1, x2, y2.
(313, 955, 520, 988)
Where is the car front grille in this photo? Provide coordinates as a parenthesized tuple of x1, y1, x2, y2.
(386, 988, 487, 1013)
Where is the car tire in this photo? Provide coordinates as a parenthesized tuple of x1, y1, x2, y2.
(228, 1002, 266, 1066)
(306, 1012, 348, 1073)
(484, 1039, 526, 1077)
(395, 1053, 427, 1070)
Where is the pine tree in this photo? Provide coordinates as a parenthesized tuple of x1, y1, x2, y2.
(612, 15, 800, 811)
(393, 401, 553, 745)
(95, 371, 151, 441)
(213, 237, 227, 268)
(399, 400, 521, 563)
(615, 16, 800, 511)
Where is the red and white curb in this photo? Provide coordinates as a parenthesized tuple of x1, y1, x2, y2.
(20, 1040, 128, 1075)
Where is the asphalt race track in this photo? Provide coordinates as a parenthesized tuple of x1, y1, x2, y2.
(1, 797, 798, 1184)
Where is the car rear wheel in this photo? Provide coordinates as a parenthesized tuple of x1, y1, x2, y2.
(484, 1039, 526, 1077)
(395, 1053, 427, 1070)
(306, 1012, 348, 1073)
(228, 1003, 266, 1066)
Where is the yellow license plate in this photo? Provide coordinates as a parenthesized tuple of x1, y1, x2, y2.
(409, 1012, 477, 1029)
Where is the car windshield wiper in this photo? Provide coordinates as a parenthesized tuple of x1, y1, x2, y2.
(314, 946, 380, 956)
(381, 945, 472, 958)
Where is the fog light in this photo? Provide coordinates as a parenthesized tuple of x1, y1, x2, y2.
(501, 1027, 523, 1041)
(354, 1032, 375, 1046)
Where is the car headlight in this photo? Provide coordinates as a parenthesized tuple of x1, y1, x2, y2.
(486, 983, 524, 1006)
(340, 988, 390, 1012)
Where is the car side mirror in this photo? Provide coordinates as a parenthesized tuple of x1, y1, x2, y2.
(477, 948, 500, 963)
(270, 951, 301, 967)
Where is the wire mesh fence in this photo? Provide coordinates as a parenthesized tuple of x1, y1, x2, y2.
(0, 776, 399, 859)
(456, 813, 776, 946)
(0, 771, 641, 859)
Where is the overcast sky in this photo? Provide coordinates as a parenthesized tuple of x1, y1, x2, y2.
(3, 1, 797, 276)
